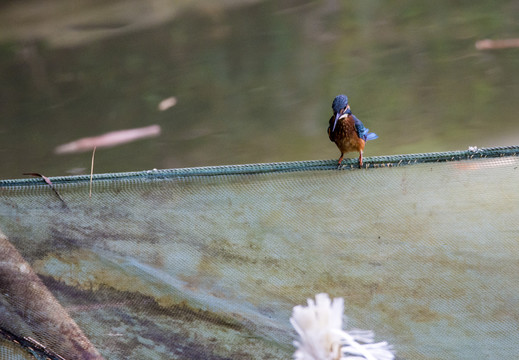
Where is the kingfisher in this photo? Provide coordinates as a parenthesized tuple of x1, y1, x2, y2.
(327, 94, 378, 167)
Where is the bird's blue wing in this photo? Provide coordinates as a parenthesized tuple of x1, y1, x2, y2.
(353, 115, 378, 141)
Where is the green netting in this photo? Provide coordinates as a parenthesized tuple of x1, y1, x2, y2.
(0, 146, 518, 359)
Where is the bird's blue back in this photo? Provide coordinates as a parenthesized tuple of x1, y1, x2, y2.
(352, 114, 378, 142)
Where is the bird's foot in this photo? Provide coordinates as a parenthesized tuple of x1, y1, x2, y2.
(337, 154, 344, 169)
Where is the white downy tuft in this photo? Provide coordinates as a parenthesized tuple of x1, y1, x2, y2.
(290, 293, 394, 360)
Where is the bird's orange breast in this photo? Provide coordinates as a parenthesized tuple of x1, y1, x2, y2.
(331, 116, 365, 153)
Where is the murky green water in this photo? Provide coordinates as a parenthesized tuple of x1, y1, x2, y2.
(0, 0, 518, 180)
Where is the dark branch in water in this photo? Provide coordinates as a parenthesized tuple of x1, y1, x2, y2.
(23, 172, 66, 205)
(0, 327, 67, 360)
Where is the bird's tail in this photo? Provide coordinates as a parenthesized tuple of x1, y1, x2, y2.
(365, 129, 378, 141)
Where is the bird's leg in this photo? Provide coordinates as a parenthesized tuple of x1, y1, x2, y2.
(337, 153, 344, 167)
(358, 150, 363, 168)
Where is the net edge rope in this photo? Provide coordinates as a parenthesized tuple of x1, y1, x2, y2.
(1, 145, 518, 188)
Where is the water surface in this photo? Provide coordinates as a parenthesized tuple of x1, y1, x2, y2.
(0, 0, 518, 178)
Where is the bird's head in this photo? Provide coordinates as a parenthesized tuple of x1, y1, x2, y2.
(331, 94, 350, 131)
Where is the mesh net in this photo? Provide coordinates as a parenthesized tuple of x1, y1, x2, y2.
(0, 146, 518, 359)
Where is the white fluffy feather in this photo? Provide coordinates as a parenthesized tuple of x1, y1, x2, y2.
(290, 294, 394, 360)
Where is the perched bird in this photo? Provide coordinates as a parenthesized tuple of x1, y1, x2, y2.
(327, 94, 378, 167)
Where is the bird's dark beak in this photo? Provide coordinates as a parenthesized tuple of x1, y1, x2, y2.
(332, 112, 340, 132)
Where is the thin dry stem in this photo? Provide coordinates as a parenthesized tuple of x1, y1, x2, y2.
(89, 146, 96, 198)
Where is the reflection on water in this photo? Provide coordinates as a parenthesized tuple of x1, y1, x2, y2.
(0, 0, 518, 179)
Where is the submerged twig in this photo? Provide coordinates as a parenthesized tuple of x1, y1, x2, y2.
(90, 146, 96, 198)
(54, 125, 161, 154)
(475, 38, 519, 50)
(23, 172, 66, 205)
(158, 96, 177, 111)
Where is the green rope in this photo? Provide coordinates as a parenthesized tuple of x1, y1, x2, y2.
(1, 145, 518, 188)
